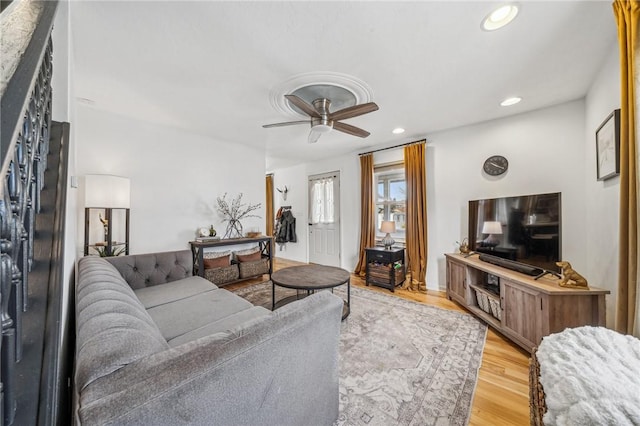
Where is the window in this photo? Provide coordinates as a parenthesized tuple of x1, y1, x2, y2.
(310, 176, 335, 224)
(374, 162, 406, 242)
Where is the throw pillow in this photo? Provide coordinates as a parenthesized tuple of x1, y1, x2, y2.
(203, 250, 231, 259)
(236, 251, 261, 262)
(203, 254, 230, 269)
(234, 246, 260, 256)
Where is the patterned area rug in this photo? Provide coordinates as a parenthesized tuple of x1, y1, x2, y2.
(231, 282, 487, 426)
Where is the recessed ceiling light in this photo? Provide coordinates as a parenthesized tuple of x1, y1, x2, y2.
(482, 4, 519, 31)
(500, 97, 522, 106)
(392, 127, 405, 134)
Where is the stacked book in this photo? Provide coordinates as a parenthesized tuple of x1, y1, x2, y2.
(195, 236, 221, 242)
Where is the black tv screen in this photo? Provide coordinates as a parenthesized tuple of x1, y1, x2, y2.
(469, 192, 561, 273)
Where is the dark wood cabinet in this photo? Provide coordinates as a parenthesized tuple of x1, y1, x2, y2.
(365, 247, 406, 291)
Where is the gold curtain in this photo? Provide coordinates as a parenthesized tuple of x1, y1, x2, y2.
(265, 174, 274, 237)
(354, 153, 376, 276)
(614, 0, 639, 335)
(403, 141, 428, 292)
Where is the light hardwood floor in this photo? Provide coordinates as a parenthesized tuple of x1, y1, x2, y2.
(228, 257, 531, 425)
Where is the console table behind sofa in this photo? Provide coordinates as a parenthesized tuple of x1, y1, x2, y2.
(190, 236, 273, 286)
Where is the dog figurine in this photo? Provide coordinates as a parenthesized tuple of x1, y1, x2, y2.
(556, 261, 589, 289)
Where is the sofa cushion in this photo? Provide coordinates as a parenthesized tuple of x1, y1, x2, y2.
(233, 246, 260, 256)
(203, 254, 231, 269)
(203, 250, 231, 259)
(167, 306, 272, 347)
(76, 257, 169, 390)
(134, 276, 218, 309)
(236, 251, 261, 262)
(147, 289, 254, 341)
(107, 250, 192, 289)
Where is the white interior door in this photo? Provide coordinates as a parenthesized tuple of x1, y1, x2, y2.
(308, 172, 340, 267)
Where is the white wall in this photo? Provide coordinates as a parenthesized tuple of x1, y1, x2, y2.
(585, 44, 621, 328)
(271, 164, 307, 260)
(75, 106, 266, 255)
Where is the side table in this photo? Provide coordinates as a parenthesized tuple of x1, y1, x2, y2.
(365, 246, 406, 292)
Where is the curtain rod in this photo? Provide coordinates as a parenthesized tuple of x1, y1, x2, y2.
(358, 139, 426, 156)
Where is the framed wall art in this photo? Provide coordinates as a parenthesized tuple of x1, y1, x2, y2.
(595, 109, 620, 181)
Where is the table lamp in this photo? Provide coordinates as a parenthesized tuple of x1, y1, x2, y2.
(481, 221, 502, 248)
(380, 221, 396, 250)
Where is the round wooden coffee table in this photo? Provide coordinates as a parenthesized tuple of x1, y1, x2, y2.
(271, 264, 351, 319)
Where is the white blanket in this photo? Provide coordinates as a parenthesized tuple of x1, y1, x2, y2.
(537, 326, 640, 426)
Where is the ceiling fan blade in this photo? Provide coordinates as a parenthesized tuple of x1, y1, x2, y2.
(285, 95, 321, 118)
(262, 120, 309, 128)
(308, 129, 322, 144)
(329, 102, 379, 121)
(333, 122, 370, 138)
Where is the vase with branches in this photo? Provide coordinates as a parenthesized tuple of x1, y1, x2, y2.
(216, 193, 261, 239)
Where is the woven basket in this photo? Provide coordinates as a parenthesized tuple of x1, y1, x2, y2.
(489, 297, 502, 320)
(473, 286, 501, 321)
(368, 264, 405, 285)
(530, 347, 546, 426)
(204, 264, 239, 285)
(238, 258, 269, 278)
(474, 288, 492, 314)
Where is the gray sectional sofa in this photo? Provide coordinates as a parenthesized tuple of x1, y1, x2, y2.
(74, 250, 343, 425)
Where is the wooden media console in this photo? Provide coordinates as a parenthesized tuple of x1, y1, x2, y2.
(445, 253, 609, 353)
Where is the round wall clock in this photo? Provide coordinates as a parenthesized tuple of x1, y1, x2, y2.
(483, 155, 509, 176)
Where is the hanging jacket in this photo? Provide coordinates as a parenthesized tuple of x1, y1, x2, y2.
(275, 210, 297, 243)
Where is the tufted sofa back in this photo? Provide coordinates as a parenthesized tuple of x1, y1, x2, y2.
(107, 250, 193, 290)
(75, 257, 169, 391)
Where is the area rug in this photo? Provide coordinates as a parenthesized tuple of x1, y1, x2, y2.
(231, 282, 487, 426)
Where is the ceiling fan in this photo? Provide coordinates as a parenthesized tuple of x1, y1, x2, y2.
(263, 95, 379, 143)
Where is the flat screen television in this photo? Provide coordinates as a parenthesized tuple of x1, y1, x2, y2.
(468, 192, 561, 273)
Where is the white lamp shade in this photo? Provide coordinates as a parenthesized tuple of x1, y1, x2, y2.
(84, 175, 130, 208)
(380, 221, 396, 234)
(482, 221, 502, 234)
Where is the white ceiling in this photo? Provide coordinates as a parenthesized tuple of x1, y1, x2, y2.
(70, 1, 617, 170)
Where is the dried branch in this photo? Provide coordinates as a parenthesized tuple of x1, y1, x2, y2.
(216, 193, 261, 238)
(216, 193, 261, 222)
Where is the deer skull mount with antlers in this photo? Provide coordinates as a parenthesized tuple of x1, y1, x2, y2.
(277, 186, 289, 201)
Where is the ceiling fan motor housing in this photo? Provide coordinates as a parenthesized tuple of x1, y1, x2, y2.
(310, 98, 334, 132)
